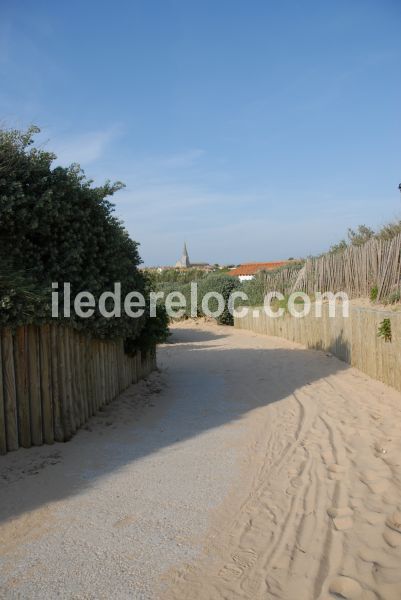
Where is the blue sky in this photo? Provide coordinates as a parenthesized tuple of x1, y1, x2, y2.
(1, 1, 401, 266)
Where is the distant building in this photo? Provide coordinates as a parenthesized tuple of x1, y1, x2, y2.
(144, 243, 213, 271)
(175, 242, 191, 268)
(174, 243, 212, 271)
(191, 263, 214, 272)
(228, 261, 289, 282)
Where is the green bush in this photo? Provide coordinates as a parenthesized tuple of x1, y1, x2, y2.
(237, 278, 265, 307)
(153, 274, 241, 325)
(378, 318, 392, 342)
(197, 275, 240, 325)
(0, 258, 49, 326)
(370, 286, 378, 302)
(0, 126, 168, 349)
(124, 303, 169, 355)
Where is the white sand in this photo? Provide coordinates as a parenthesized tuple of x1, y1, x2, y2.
(1, 321, 401, 599)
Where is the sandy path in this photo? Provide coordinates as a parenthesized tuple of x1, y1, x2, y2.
(1, 322, 401, 599)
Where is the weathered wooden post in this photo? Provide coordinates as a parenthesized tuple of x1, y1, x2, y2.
(2, 328, 18, 451)
(28, 325, 43, 446)
(40, 324, 54, 444)
(14, 326, 31, 448)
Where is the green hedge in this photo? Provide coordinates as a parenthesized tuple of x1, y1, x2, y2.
(0, 126, 168, 350)
(155, 274, 240, 325)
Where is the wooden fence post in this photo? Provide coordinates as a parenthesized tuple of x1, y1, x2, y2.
(28, 325, 43, 446)
(63, 327, 75, 439)
(40, 324, 54, 444)
(0, 338, 7, 454)
(51, 325, 64, 442)
(0, 324, 157, 454)
(2, 328, 18, 451)
(14, 326, 31, 448)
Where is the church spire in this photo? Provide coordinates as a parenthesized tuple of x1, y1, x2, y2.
(175, 242, 191, 268)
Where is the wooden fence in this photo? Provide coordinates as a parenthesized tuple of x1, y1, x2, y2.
(258, 264, 304, 296)
(0, 324, 156, 454)
(235, 304, 401, 393)
(291, 234, 401, 301)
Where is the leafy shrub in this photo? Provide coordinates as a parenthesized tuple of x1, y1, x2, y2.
(0, 126, 168, 349)
(197, 275, 240, 325)
(329, 220, 401, 254)
(370, 286, 378, 302)
(125, 303, 169, 355)
(378, 318, 392, 342)
(238, 278, 265, 307)
(153, 274, 240, 325)
(0, 258, 49, 326)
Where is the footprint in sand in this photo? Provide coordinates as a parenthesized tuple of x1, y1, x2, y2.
(328, 464, 347, 480)
(329, 575, 362, 599)
(349, 497, 363, 510)
(321, 449, 335, 465)
(332, 517, 353, 531)
(358, 546, 400, 570)
(327, 506, 353, 531)
(381, 511, 401, 548)
(218, 563, 243, 579)
(383, 529, 401, 547)
(385, 510, 401, 533)
(382, 491, 400, 506)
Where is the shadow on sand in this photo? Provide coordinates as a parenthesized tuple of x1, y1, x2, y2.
(0, 325, 350, 523)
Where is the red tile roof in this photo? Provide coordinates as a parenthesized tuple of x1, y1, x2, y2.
(228, 261, 289, 277)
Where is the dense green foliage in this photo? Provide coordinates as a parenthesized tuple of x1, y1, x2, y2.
(0, 257, 49, 324)
(0, 126, 167, 349)
(153, 273, 240, 325)
(124, 301, 169, 354)
(237, 278, 265, 307)
(153, 262, 308, 325)
(198, 274, 240, 325)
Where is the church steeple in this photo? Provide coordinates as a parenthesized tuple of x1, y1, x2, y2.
(175, 242, 191, 268)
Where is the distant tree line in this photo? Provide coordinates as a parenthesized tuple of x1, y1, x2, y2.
(329, 220, 401, 254)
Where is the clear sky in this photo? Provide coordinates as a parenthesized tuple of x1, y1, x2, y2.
(1, 1, 401, 266)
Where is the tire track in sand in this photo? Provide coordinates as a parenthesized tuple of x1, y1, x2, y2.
(164, 329, 401, 600)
